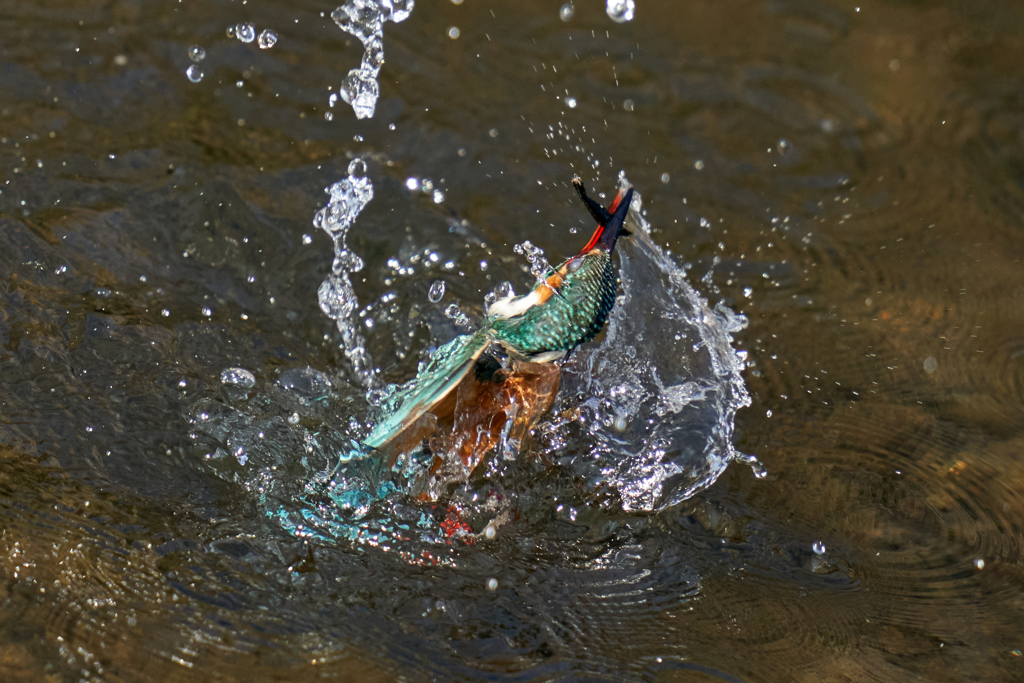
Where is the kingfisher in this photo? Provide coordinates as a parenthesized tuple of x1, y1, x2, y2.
(364, 177, 635, 464)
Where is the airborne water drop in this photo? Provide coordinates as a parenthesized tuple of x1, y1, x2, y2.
(258, 29, 278, 49)
(235, 23, 256, 43)
(606, 0, 635, 23)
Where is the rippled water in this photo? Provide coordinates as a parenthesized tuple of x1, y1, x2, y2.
(2, 0, 1024, 681)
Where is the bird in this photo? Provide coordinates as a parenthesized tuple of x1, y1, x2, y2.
(363, 177, 635, 457)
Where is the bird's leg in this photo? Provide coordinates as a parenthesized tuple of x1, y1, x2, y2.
(572, 176, 613, 226)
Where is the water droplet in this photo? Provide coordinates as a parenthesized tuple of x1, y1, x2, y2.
(324, 111, 334, 121)
(812, 541, 827, 555)
(923, 356, 937, 374)
(186, 65, 204, 83)
(974, 558, 985, 570)
(694, 159, 705, 171)
(566, 96, 577, 108)
(257, 29, 278, 49)
(428, 280, 445, 303)
(559, 3, 575, 21)
(314, 169, 376, 389)
(432, 189, 445, 203)
(236, 80, 244, 88)
(448, 26, 460, 39)
(302, 234, 313, 245)
(513, 240, 552, 282)
(606, 0, 635, 23)
(388, 0, 414, 22)
(188, 45, 206, 62)
(348, 158, 367, 177)
(226, 25, 236, 39)
(288, 412, 300, 424)
(235, 23, 256, 43)
(484, 525, 496, 540)
(776, 138, 790, 155)
(161, 308, 171, 317)
(452, 0, 464, 4)
(623, 98, 635, 112)
(444, 303, 461, 318)
(405, 177, 419, 191)
(613, 414, 628, 432)
(660, 172, 670, 183)
(743, 287, 753, 298)
(202, 307, 213, 317)
(489, 128, 499, 138)
(221, 367, 256, 388)
(486, 578, 498, 591)
(339, 65, 380, 119)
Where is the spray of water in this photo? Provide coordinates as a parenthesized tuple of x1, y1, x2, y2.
(330, 0, 414, 119)
(313, 158, 379, 390)
(541, 173, 757, 511)
(197, 173, 753, 557)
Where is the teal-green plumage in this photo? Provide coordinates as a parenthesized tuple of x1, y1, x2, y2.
(364, 330, 489, 449)
(487, 250, 617, 358)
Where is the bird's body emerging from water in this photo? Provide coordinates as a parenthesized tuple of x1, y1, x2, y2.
(364, 179, 634, 495)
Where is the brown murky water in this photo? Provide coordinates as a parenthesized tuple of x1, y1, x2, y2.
(1, 0, 1023, 681)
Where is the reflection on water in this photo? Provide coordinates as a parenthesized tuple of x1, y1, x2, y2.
(1, 0, 1024, 681)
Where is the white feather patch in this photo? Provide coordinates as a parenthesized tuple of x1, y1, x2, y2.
(527, 349, 568, 364)
(486, 289, 544, 320)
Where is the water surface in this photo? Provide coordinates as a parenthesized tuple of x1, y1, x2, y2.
(1, 0, 1023, 681)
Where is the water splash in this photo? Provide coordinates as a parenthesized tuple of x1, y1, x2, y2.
(198, 176, 751, 557)
(313, 159, 378, 390)
(543, 174, 754, 511)
(331, 0, 414, 119)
